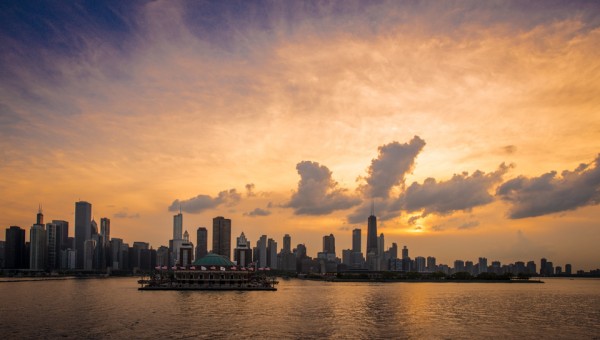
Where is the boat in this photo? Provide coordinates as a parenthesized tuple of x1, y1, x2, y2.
(138, 253, 277, 291)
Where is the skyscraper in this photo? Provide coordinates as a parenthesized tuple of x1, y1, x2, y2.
(212, 216, 231, 259)
(367, 203, 377, 254)
(256, 235, 267, 268)
(283, 234, 291, 253)
(46, 222, 59, 270)
(267, 238, 278, 269)
(196, 227, 207, 260)
(352, 228, 361, 253)
(5, 226, 26, 269)
(75, 201, 92, 269)
(173, 211, 182, 241)
(100, 218, 110, 245)
(234, 232, 252, 267)
(170, 211, 184, 266)
(322, 234, 335, 255)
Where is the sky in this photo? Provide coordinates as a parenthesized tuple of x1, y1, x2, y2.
(1, 1, 599, 270)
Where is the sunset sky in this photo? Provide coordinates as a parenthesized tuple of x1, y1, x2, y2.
(1, 1, 599, 270)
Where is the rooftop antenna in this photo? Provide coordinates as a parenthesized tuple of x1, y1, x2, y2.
(38, 203, 42, 214)
(371, 199, 375, 216)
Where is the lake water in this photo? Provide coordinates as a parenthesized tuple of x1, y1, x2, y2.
(1, 277, 599, 339)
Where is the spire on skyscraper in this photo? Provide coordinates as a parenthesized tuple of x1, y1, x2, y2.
(371, 200, 375, 216)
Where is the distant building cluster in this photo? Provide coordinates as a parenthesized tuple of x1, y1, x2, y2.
(1, 201, 599, 278)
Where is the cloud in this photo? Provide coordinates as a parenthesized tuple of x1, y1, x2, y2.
(346, 199, 401, 224)
(168, 188, 241, 214)
(286, 161, 361, 215)
(361, 136, 426, 198)
(503, 145, 517, 154)
(244, 207, 271, 217)
(458, 221, 480, 230)
(113, 211, 140, 219)
(399, 163, 511, 217)
(245, 183, 256, 197)
(497, 154, 600, 218)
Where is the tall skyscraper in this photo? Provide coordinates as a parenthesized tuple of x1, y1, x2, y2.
(540, 258, 547, 275)
(426, 256, 436, 272)
(170, 211, 184, 266)
(322, 234, 335, 255)
(212, 216, 231, 259)
(173, 211, 182, 240)
(100, 218, 110, 245)
(30, 206, 47, 270)
(283, 234, 291, 253)
(75, 201, 92, 269)
(402, 246, 409, 260)
(46, 222, 59, 270)
(352, 228, 361, 253)
(367, 203, 377, 254)
(5, 226, 26, 269)
(267, 238, 278, 269)
(256, 235, 267, 268)
(196, 227, 208, 260)
(478, 257, 488, 273)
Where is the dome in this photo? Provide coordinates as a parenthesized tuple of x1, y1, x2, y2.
(192, 253, 235, 267)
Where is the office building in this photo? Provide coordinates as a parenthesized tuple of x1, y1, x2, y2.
(29, 223, 46, 270)
(322, 234, 335, 255)
(234, 232, 252, 267)
(75, 201, 92, 269)
(212, 216, 231, 259)
(352, 228, 361, 253)
(195, 227, 207, 260)
(367, 203, 377, 254)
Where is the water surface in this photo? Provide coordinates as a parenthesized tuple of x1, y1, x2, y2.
(1, 277, 598, 339)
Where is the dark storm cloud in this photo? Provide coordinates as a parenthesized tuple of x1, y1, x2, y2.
(286, 161, 360, 215)
(497, 155, 600, 218)
(168, 189, 241, 214)
(244, 208, 271, 217)
(400, 163, 511, 216)
(362, 136, 426, 198)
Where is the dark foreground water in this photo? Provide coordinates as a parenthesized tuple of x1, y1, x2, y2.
(1, 277, 599, 339)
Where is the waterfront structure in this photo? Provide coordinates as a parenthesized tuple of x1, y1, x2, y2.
(139, 253, 277, 291)
(212, 216, 231, 259)
(196, 227, 207, 260)
(234, 232, 252, 267)
(75, 201, 92, 269)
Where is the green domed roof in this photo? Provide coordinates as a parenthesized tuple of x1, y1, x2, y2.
(192, 253, 235, 267)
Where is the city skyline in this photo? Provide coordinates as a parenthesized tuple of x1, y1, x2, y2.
(0, 201, 594, 274)
(1, 2, 600, 270)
